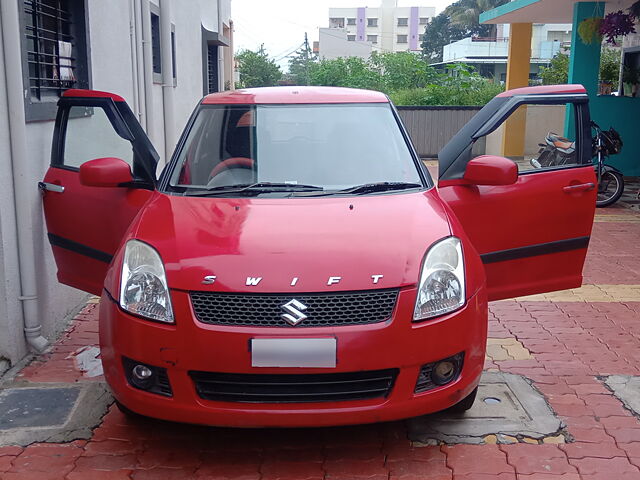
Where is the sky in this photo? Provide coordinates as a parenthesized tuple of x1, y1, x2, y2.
(232, 0, 457, 69)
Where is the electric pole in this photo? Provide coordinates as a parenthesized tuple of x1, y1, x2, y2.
(304, 32, 310, 86)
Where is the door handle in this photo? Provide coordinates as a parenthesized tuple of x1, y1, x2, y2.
(38, 182, 65, 193)
(563, 182, 594, 193)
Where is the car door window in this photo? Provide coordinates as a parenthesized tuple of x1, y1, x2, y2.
(63, 106, 134, 169)
(472, 102, 585, 173)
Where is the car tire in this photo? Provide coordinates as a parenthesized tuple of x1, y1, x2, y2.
(447, 387, 478, 413)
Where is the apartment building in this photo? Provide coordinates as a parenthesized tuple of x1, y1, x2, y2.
(0, 0, 233, 371)
(325, 0, 435, 56)
(439, 23, 572, 82)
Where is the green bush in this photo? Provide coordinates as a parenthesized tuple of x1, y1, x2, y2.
(390, 82, 503, 106)
(389, 64, 503, 106)
(307, 55, 503, 106)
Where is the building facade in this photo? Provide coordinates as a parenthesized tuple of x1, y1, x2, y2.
(439, 23, 572, 82)
(325, 0, 435, 56)
(0, 0, 233, 372)
(318, 28, 372, 60)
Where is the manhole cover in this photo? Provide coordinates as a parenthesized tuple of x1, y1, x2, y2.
(604, 375, 640, 414)
(0, 382, 112, 446)
(0, 387, 80, 429)
(407, 372, 562, 444)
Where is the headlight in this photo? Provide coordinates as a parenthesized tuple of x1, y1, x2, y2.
(413, 236, 465, 321)
(119, 240, 174, 323)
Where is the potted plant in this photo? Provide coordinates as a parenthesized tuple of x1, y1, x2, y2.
(578, 17, 603, 44)
(600, 10, 637, 45)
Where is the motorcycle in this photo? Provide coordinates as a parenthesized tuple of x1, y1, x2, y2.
(530, 121, 624, 207)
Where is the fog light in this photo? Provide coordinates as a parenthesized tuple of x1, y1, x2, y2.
(415, 352, 464, 393)
(432, 360, 457, 385)
(122, 357, 173, 397)
(131, 365, 153, 383)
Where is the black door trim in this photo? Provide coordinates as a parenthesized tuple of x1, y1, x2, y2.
(480, 236, 590, 264)
(48, 233, 113, 264)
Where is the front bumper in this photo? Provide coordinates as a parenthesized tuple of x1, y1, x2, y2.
(99, 287, 487, 427)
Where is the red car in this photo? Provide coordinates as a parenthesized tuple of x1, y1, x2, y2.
(41, 85, 596, 427)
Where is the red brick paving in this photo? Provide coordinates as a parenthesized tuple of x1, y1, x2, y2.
(2, 213, 640, 479)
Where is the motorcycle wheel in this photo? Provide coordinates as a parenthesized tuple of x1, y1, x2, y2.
(596, 170, 625, 207)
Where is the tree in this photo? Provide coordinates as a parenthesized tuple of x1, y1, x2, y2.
(236, 45, 282, 88)
(539, 52, 569, 85)
(288, 43, 317, 86)
(420, 13, 468, 63)
(308, 57, 383, 90)
(600, 47, 621, 84)
(369, 51, 438, 91)
(446, 0, 509, 39)
(539, 47, 621, 86)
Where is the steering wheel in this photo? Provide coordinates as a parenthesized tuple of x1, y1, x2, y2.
(209, 157, 254, 179)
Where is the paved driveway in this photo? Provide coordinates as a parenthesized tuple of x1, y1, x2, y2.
(1, 208, 640, 480)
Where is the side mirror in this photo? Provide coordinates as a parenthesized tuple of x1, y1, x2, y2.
(463, 155, 518, 186)
(79, 157, 133, 187)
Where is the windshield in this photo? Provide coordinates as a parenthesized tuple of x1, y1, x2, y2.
(167, 103, 425, 196)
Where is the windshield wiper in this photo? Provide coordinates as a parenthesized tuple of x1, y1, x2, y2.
(337, 182, 422, 195)
(185, 182, 324, 197)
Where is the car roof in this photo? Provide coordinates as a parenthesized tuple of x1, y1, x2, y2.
(201, 86, 389, 105)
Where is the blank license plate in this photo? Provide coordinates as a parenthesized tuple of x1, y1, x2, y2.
(251, 338, 337, 368)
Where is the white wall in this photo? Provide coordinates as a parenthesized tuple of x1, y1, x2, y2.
(319, 28, 372, 60)
(0, 29, 27, 366)
(0, 0, 231, 368)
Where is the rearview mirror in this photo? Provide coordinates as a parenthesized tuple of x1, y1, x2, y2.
(79, 157, 134, 188)
(463, 155, 518, 186)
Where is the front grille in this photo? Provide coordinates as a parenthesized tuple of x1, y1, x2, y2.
(189, 369, 399, 403)
(190, 289, 399, 327)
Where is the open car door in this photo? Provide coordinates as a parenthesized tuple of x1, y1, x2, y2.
(41, 89, 159, 295)
(437, 85, 596, 301)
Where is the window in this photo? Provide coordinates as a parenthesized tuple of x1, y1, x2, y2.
(419, 34, 426, 42)
(397, 35, 408, 44)
(21, 0, 90, 122)
(151, 11, 162, 81)
(63, 106, 134, 169)
(367, 18, 378, 27)
(207, 44, 218, 93)
(397, 18, 408, 27)
(419, 17, 429, 25)
(347, 17, 356, 25)
(171, 26, 177, 85)
(367, 35, 378, 44)
(474, 102, 585, 173)
(150, 8, 176, 85)
(169, 104, 422, 193)
(329, 17, 345, 28)
(347, 35, 356, 42)
(202, 26, 229, 95)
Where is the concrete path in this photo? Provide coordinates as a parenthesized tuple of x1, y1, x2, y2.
(1, 207, 640, 479)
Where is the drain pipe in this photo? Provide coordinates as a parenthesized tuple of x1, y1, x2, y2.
(133, 0, 146, 129)
(141, 0, 155, 144)
(0, 0, 48, 352)
(128, 0, 140, 120)
(159, 0, 175, 165)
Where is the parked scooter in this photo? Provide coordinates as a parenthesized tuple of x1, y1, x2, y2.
(530, 121, 624, 207)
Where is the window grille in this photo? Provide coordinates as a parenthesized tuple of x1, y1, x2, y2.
(207, 44, 218, 93)
(24, 0, 77, 100)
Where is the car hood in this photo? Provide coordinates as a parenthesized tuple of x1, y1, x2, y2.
(130, 190, 451, 293)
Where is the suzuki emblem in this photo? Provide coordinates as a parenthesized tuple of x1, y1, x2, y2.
(281, 299, 308, 326)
